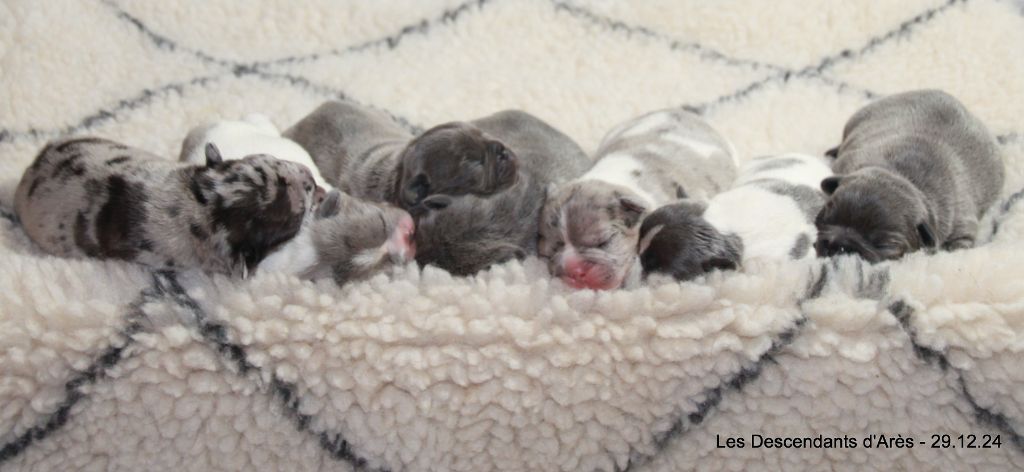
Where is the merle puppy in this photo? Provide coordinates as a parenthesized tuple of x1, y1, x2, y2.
(284, 100, 518, 211)
(15, 138, 321, 276)
(816, 90, 1005, 262)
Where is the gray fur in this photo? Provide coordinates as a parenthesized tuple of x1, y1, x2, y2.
(305, 190, 413, 285)
(637, 200, 742, 282)
(284, 101, 517, 210)
(539, 108, 737, 289)
(756, 179, 827, 221)
(15, 137, 319, 276)
(816, 89, 1005, 261)
(412, 110, 590, 275)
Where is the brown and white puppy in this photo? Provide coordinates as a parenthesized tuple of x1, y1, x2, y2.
(15, 137, 321, 276)
(539, 108, 737, 290)
(816, 90, 1005, 262)
(411, 110, 591, 275)
(284, 101, 518, 211)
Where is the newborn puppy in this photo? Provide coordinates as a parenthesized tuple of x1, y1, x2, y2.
(411, 110, 590, 275)
(539, 108, 737, 290)
(15, 138, 319, 276)
(259, 189, 415, 285)
(816, 90, 1005, 262)
(639, 153, 831, 281)
(284, 101, 517, 210)
(180, 113, 331, 188)
(179, 116, 415, 283)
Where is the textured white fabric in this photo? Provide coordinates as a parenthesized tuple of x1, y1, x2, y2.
(1, 0, 1023, 470)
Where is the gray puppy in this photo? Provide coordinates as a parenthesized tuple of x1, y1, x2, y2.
(15, 137, 321, 276)
(539, 108, 737, 290)
(816, 90, 1005, 262)
(284, 101, 517, 210)
(411, 110, 590, 275)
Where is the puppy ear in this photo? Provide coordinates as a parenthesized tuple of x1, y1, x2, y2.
(618, 196, 647, 227)
(316, 190, 342, 219)
(825, 146, 839, 159)
(821, 176, 842, 195)
(205, 143, 223, 166)
(637, 223, 664, 254)
(917, 222, 937, 248)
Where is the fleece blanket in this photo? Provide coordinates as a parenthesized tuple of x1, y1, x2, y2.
(2, 0, 1024, 470)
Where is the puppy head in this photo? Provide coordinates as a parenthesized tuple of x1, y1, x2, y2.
(413, 174, 541, 276)
(310, 190, 415, 285)
(538, 181, 648, 290)
(814, 167, 937, 263)
(637, 201, 742, 281)
(395, 122, 518, 208)
(196, 145, 325, 274)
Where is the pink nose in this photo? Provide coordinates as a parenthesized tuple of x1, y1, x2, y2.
(562, 257, 592, 283)
(387, 213, 417, 262)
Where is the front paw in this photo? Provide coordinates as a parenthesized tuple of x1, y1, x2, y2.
(942, 237, 975, 251)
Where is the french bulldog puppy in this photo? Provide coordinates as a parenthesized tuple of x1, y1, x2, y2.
(284, 101, 517, 211)
(639, 153, 831, 281)
(258, 189, 415, 285)
(815, 90, 1005, 262)
(410, 110, 591, 275)
(538, 108, 737, 290)
(179, 116, 415, 284)
(15, 137, 320, 276)
(180, 113, 331, 188)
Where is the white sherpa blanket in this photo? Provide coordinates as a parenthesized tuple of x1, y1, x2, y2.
(2, 1, 1024, 470)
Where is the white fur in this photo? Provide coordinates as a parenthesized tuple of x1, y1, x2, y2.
(182, 114, 332, 189)
(578, 153, 658, 207)
(703, 153, 832, 262)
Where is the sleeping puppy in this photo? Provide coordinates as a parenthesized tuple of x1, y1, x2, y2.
(538, 108, 737, 290)
(180, 113, 331, 188)
(258, 189, 415, 285)
(179, 116, 415, 284)
(410, 110, 590, 275)
(639, 153, 831, 281)
(284, 100, 517, 210)
(816, 90, 1005, 262)
(15, 137, 320, 276)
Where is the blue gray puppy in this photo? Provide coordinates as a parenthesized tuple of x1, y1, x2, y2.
(816, 90, 1005, 262)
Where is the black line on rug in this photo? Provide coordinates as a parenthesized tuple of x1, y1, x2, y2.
(0, 75, 225, 145)
(691, 0, 966, 112)
(549, 0, 783, 73)
(251, 0, 499, 69)
(619, 265, 829, 471)
(152, 271, 389, 472)
(0, 284, 155, 464)
(889, 300, 1024, 452)
(98, 0, 238, 68)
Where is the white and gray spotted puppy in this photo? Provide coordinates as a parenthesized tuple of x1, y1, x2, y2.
(538, 108, 738, 290)
(180, 115, 415, 284)
(639, 153, 832, 281)
(816, 89, 1005, 262)
(15, 137, 321, 276)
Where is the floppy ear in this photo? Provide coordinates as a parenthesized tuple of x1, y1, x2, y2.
(637, 223, 664, 254)
(205, 143, 223, 166)
(825, 146, 839, 159)
(917, 222, 937, 248)
(619, 196, 647, 227)
(316, 190, 342, 219)
(821, 176, 842, 195)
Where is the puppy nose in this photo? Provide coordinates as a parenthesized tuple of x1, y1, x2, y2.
(386, 213, 417, 263)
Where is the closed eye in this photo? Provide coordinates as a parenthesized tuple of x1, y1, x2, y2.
(597, 238, 612, 249)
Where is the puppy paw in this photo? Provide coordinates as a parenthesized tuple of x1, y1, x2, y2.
(942, 237, 975, 251)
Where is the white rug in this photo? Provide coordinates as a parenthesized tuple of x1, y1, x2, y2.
(2, 0, 1024, 470)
